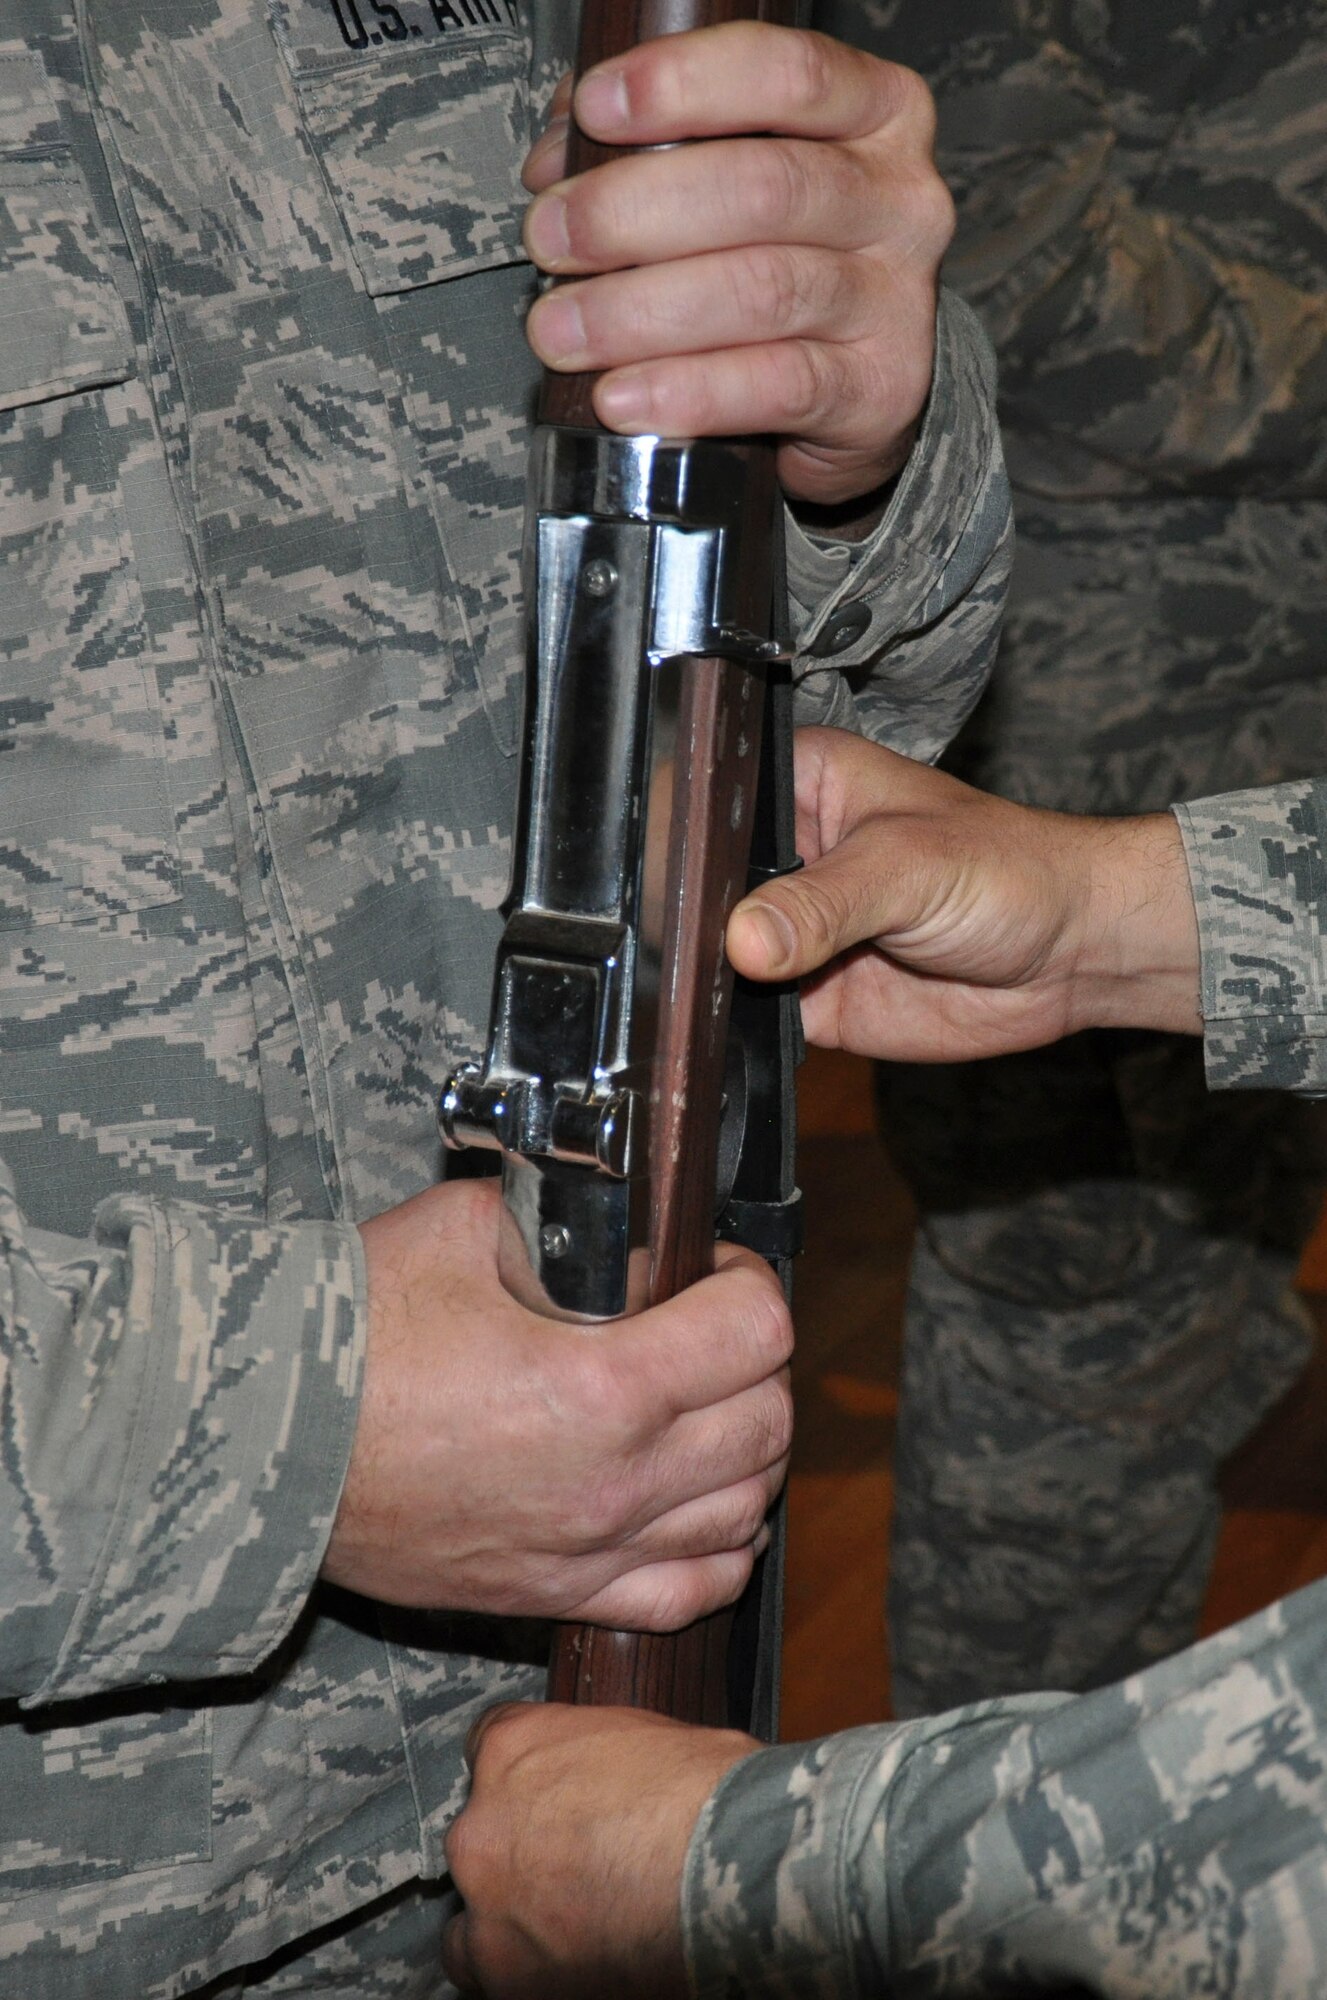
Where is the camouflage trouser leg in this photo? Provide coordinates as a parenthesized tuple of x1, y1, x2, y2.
(200, 1880, 459, 1999)
(877, 1031, 1321, 1717)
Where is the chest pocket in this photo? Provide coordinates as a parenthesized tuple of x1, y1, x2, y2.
(0, 50, 183, 930)
(271, 0, 531, 295)
(270, 0, 539, 754)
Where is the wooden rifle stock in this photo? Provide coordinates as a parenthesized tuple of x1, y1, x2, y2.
(541, 0, 799, 1724)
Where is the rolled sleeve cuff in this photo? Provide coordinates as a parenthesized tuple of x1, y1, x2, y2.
(785, 288, 1011, 761)
(1174, 783, 1327, 1094)
(682, 1728, 917, 1999)
(29, 1198, 366, 1703)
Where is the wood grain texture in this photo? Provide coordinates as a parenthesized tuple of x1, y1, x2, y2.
(538, 0, 799, 431)
(544, 0, 793, 1723)
(647, 663, 766, 1308)
(548, 662, 766, 1719)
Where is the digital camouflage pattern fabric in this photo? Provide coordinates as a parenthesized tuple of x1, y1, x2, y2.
(682, 779, 1327, 1995)
(1178, 779, 1327, 1094)
(0, 3, 1010, 1991)
(686, 1571, 1327, 1998)
(814, 0, 1327, 1712)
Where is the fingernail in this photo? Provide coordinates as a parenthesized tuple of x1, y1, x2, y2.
(530, 290, 587, 366)
(522, 115, 568, 177)
(525, 193, 570, 268)
(595, 368, 651, 429)
(734, 900, 796, 971)
(576, 63, 630, 134)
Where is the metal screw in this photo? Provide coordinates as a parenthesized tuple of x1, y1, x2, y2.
(582, 558, 618, 598)
(539, 1223, 571, 1260)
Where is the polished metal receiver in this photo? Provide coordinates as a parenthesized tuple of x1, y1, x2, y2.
(439, 427, 786, 1320)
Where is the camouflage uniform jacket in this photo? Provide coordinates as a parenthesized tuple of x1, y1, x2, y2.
(1179, 779, 1327, 1095)
(682, 784, 1327, 1995)
(819, 0, 1327, 816)
(0, 2, 1010, 1992)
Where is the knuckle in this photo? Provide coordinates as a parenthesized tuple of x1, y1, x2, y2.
(432, 1174, 487, 1244)
(478, 1703, 530, 1764)
(577, 1345, 642, 1455)
(744, 139, 816, 238)
(621, 361, 681, 432)
(442, 1814, 479, 1890)
(834, 251, 883, 338)
(729, 1480, 770, 1548)
(562, 175, 630, 266)
(780, 335, 846, 432)
(733, 1388, 789, 1479)
(461, 1914, 516, 1991)
(732, 243, 804, 338)
(593, 1468, 641, 1544)
(622, 41, 677, 128)
(559, 183, 600, 263)
(627, 1572, 691, 1633)
(771, 338, 818, 427)
(884, 60, 937, 144)
(789, 870, 852, 957)
(782, 28, 838, 115)
(895, 168, 955, 263)
(577, 1443, 638, 1542)
(726, 1260, 793, 1366)
(922, 173, 957, 253)
(698, 1550, 754, 1620)
(765, 1376, 795, 1463)
(618, 278, 670, 355)
(639, 1563, 725, 1631)
(576, 1337, 623, 1417)
(713, 1406, 762, 1483)
(782, 141, 833, 236)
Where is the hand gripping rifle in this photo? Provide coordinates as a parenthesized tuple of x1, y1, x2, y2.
(441, 0, 803, 1733)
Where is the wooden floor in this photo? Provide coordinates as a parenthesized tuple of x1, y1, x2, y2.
(780, 1048, 1327, 1743)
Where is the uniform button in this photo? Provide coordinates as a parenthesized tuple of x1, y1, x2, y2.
(809, 600, 871, 656)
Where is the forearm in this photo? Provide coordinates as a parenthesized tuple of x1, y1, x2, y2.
(1075, 776, 1327, 1084)
(897, 775, 1327, 1077)
(728, 740, 1327, 1083)
(1066, 810, 1202, 1038)
(685, 1579, 1327, 1996)
(1176, 778, 1327, 1092)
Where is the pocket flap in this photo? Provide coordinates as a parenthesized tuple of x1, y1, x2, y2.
(0, 1696, 210, 1895)
(0, 50, 134, 413)
(271, 0, 530, 296)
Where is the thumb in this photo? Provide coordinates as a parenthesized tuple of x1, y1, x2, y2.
(727, 826, 904, 981)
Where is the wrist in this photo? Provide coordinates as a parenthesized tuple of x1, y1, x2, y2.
(1066, 812, 1202, 1036)
(788, 432, 915, 543)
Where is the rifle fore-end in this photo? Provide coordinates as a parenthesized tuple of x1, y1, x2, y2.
(440, 0, 801, 1728)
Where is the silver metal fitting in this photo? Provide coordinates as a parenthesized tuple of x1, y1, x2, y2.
(440, 427, 782, 1320)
